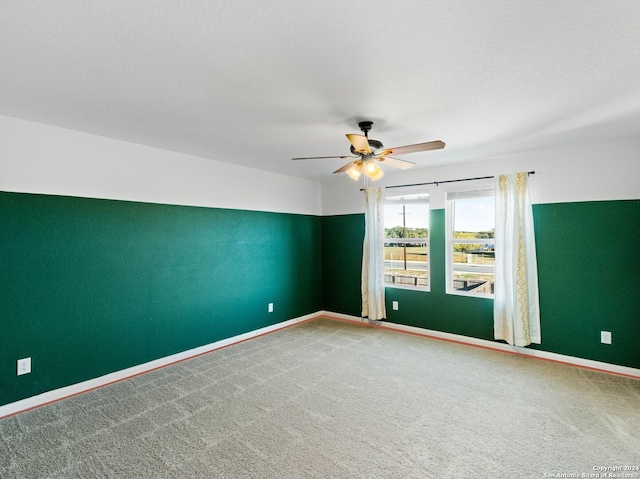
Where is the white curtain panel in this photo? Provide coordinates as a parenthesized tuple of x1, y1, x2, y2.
(494, 172, 541, 346)
(362, 187, 387, 320)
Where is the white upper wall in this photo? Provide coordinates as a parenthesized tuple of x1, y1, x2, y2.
(321, 138, 640, 215)
(0, 115, 322, 216)
(3, 113, 638, 217)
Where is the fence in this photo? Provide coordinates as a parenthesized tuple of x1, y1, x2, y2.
(453, 279, 494, 294)
(385, 274, 428, 287)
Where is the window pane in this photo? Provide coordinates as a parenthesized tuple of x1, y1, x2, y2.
(448, 189, 495, 296)
(452, 244, 494, 294)
(384, 242, 428, 287)
(453, 197, 494, 238)
(384, 193, 429, 289)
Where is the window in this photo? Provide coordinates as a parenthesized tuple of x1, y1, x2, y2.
(384, 192, 429, 290)
(446, 187, 495, 296)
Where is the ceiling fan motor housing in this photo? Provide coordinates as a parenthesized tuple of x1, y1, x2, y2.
(350, 138, 383, 155)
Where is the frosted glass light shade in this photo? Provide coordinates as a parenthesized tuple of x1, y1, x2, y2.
(364, 161, 384, 180)
(346, 163, 362, 180)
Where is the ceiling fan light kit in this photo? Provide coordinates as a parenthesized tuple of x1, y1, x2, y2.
(292, 121, 445, 181)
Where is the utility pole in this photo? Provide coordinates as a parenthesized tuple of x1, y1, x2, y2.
(401, 205, 408, 271)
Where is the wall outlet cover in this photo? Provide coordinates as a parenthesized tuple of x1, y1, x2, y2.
(268, 303, 274, 313)
(601, 331, 612, 344)
(392, 301, 399, 311)
(17, 357, 32, 375)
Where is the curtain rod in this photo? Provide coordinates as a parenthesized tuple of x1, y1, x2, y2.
(360, 171, 535, 191)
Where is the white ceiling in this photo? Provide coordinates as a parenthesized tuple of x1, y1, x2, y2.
(2, 1, 640, 181)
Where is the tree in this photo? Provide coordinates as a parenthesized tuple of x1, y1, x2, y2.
(385, 227, 429, 239)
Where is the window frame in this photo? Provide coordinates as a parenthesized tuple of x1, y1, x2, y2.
(445, 183, 495, 298)
(383, 188, 430, 292)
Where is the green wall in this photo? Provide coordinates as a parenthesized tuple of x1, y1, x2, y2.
(2, 193, 638, 408)
(0, 192, 322, 406)
(532, 200, 640, 368)
(322, 200, 640, 370)
(321, 214, 364, 316)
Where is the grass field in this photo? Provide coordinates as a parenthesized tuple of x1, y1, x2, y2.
(385, 268, 427, 277)
(385, 247, 494, 264)
(384, 246, 427, 262)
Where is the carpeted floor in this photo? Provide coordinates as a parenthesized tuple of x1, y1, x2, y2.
(1, 317, 639, 478)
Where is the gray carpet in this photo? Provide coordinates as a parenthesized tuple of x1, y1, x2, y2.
(1, 317, 639, 478)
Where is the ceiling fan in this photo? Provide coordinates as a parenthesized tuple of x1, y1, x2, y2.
(292, 121, 445, 181)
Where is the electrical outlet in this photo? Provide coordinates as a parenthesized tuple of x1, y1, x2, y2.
(601, 331, 612, 344)
(17, 357, 31, 376)
(392, 301, 399, 311)
(268, 303, 274, 313)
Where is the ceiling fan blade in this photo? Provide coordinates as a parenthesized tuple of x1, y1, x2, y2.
(292, 155, 356, 160)
(378, 140, 445, 157)
(376, 156, 415, 170)
(333, 160, 359, 174)
(346, 134, 372, 155)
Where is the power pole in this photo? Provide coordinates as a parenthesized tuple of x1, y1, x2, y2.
(401, 205, 408, 271)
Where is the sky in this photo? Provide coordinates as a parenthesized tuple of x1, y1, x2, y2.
(384, 196, 494, 232)
(384, 202, 428, 229)
(453, 197, 495, 232)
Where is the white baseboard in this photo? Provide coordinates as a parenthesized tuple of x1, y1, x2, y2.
(0, 312, 316, 419)
(318, 310, 640, 380)
(2, 309, 638, 419)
